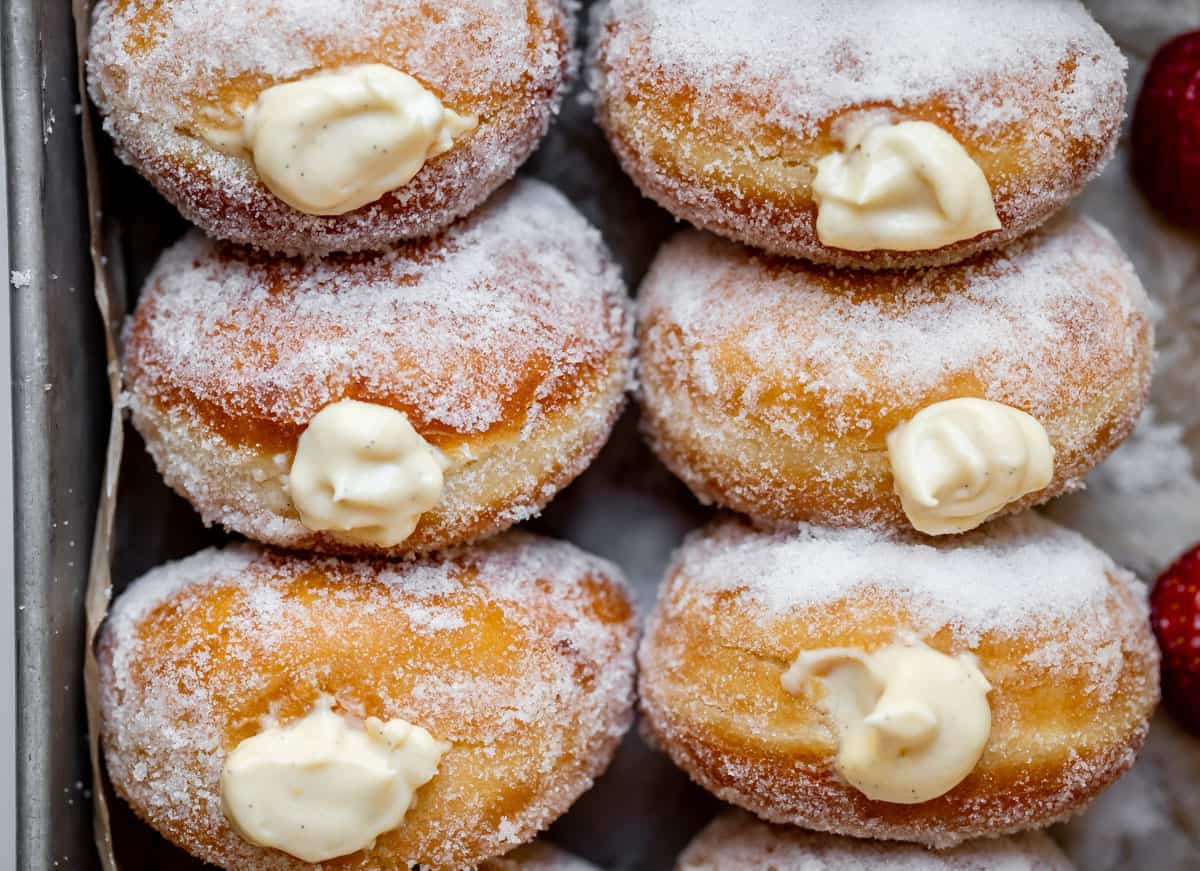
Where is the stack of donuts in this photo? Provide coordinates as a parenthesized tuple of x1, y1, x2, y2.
(588, 0, 1160, 865)
(86, 0, 1163, 868)
(88, 2, 637, 868)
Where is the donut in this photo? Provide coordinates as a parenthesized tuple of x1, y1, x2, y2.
(484, 841, 601, 871)
(590, 0, 1126, 268)
(98, 534, 637, 871)
(677, 811, 1076, 870)
(638, 514, 1159, 846)
(637, 212, 1152, 536)
(87, 0, 572, 254)
(122, 180, 631, 557)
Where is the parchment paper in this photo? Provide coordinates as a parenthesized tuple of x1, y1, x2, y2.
(77, 2, 1200, 868)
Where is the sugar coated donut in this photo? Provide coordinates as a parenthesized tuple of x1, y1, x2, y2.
(88, 0, 572, 254)
(677, 811, 1076, 870)
(484, 841, 602, 871)
(123, 180, 631, 557)
(99, 534, 636, 871)
(639, 514, 1159, 846)
(591, 0, 1125, 268)
(637, 213, 1152, 536)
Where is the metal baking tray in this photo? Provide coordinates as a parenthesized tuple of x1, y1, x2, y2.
(5, 0, 109, 868)
(9, 0, 1200, 869)
(7, 0, 718, 867)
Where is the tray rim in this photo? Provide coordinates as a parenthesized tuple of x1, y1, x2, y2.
(4, 1, 109, 867)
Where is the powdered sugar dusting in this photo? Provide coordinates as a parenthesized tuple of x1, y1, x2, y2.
(598, 0, 1122, 140)
(88, 0, 574, 253)
(100, 533, 637, 870)
(121, 178, 631, 554)
(125, 178, 630, 436)
(667, 513, 1136, 647)
(641, 213, 1148, 426)
(636, 212, 1152, 528)
(1086, 411, 1195, 496)
(590, 0, 1126, 267)
(639, 515, 1157, 847)
(679, 811, 1074, 871)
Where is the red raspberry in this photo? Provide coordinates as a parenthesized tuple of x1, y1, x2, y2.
(1131, 31, 1200, 229)
(1150, 544, 1200, 735)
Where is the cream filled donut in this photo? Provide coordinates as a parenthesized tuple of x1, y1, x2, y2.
(677, 811, 1076, 870)
(88, 0, 572, 254)
(637, 213, 1152, 536)
(639, 515, 1159, 846)
(99, 534, 636, 871)
(122, 180, 631, 556)
(591, 0, 1126, 268)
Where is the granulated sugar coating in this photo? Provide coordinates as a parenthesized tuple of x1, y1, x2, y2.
(678, 811, 1075, 870)
(637, 513, 1160, 847)
(666, 513, 1138, 647)
(126, 179, 629, 437)
(88, 0, 574, 253)
(590, 0, 1127, 267)
(598, 0, 1120, 138)
(636, 212, 1153, 531)
(99, 534, 637, 871)
(122, 179, 633, 556)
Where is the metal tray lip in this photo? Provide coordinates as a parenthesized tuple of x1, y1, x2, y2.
(5, 1, 107, 868)
(3, 13, 57, 867)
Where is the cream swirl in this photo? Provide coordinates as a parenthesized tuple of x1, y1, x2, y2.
(812, 119, 1001, 252)
(782, 645, 992, 804)
(221, 699, 448, 862)
(198, 64, 477, 215)
(289, 400, 445, 546)
(886, 397, 1055, 535)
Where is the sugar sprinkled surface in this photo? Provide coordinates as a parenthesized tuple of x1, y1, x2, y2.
(87, 0, 574, 253)
(121, 178, 632, 553)
(589, 0, 1126, 267)
(638, 514, 1158, 847)
(597, 0, 1123, 140)
(1085, 411, 1195, 496)
(678, 811, 1075, 871)
(125, 178, 630, 436)
(1045, 410, 1200, 579)
(666, 513, 1137, 645)
(636, 211, 1152, 528)
(91, 0, 541, 117)
(640, 212, 1148, 427)
(100, 533, 636, 870)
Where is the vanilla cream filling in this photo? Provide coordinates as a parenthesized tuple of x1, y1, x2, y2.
(812, 119, 1001, 252)
(289, 399, 445, 547)
(221, 698, 449, 862)
(887, 397, 1055, 536)
(198, 64, 477, 215)
(782, 644, 991, 804)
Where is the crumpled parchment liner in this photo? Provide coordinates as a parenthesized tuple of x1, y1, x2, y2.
(77, 1, 1200, 868)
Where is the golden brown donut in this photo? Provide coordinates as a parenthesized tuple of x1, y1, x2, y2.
(639, 514, 1159, 847)
(98, 533, 637, 871)
(590, 0, 1126, 268)
(637, 213, 1152, 535)
(88, 0, 572, 254)
(122, 179, 631, 557)
(677, 811, 1077, 870)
